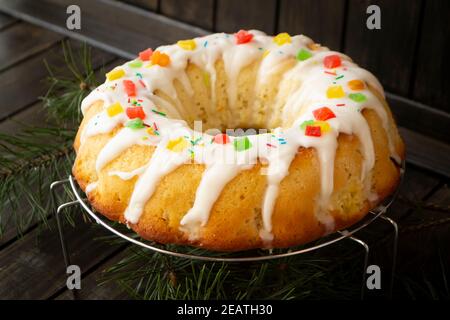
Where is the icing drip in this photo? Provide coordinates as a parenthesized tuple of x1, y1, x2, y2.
(85, 182, 98, 194)
(78, 30, 400, 244)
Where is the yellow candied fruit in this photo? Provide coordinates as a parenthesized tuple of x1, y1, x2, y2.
(166, 137, 189, 152)
(146, 127, 156, 135)
(106, 68, 125, 81)
(326, 85, 345, 99)
(273, 32, 291, 46)
(348, 79, 365, 91)
(106, 102, 124, 117)
(314, 120, 331, 133)
(177, 39, 197, 51)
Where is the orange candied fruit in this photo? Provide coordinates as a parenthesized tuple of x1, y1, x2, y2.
(151, 51, 171, 67)
(348, 79, 365, 91)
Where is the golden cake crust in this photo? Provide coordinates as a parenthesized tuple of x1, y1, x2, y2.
(73, 100, 404, 251)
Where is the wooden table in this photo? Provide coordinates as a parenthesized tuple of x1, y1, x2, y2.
(0, 13, 448, 300)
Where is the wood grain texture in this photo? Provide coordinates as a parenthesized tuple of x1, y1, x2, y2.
(55, 249, 131, 300)
(344, 0, 422, 95)
(0, 40, 115, 121)
(386, 92, 450, 143)
(121, 0, 159, 11)
(0, 215, 123, 299)
(412, 0, 450, 113)
(388, 164, 441, 220)
(0, 22, 63, 72)
(400, 127, 450, 179)
(160, 0, 214, 30)
(215, 0, 277, 34)
(278, 0, 346, 51)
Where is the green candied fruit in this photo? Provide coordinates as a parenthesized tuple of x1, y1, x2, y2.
(296, 49, 312, 61)
(300, 119, 315, 130)
(348, 93, 367, 103)
(233, 136, 252, 151)
(125, 118, 145, 129)
(128, 60, 143, 68)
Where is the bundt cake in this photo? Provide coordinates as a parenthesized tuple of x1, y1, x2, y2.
(73, 30, 405, 251)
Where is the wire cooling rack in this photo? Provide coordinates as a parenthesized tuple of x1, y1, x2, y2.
(50, 162, 405, 299)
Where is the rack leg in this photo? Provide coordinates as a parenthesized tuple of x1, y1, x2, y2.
(380, 215, 398, 299)
(56, 201, 79, 268)
(50, 179, 81, 300)
(340, 233, 369, 300)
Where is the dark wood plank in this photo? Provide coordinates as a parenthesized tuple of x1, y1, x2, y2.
(0, 22, 63, 72)
(0, 11, 16, 30)
(121, 0, 159, 11)
(160, 0, 214, 30)
(389, 164, 441, 220)
(0, 40, 115, 121)
(278, 0, 346, 51)
(0, 0, 208, 60)
(386, 92, 450, 144)
(344, 0, 422, 95)
(215, 0, 277, 34)
(394, 183, 450, 298)
(0, 215, 124, 299)
(400, 127, 450, 179)
(413, 0, 450, 113)
(55, 249, 131, 300)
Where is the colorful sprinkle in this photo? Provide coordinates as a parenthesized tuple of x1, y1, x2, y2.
(326, 85, 345, 99)
(348, 79, 365, 91)
(177, 39, 197, 50)
(305, 125, 321, 137)
(323, 54, 342, 69)
(262, 50, 270, 59)
(335, 75, 344, 80)
(213, 133, 230, 144)
(235, 30, 254, 44)
(106, 68, 125, 81)
(166, 137, 189, 152)
(273, 32, 291, 46)
(324, 70, 337, 76)
(349, 93, 367, 102)
(313, 107, 336, 121)
(139, 48, 153, 61)
(125, 118, 145, 130)
(138, 80, 146, 88)
(123, 80, 136, 97)
(106, 102, 124, 117)
(296, 49, 312, 61)
(152, 109, 166, 117)
(233, 136, 252, 151)
(128, 60, 143, 68)
(151, 51, 170, 67)
(135, 72, 143, 79)
(126, 106, 146, 120)
(266, 143, 277, 148)
(336, 103, 346, 107)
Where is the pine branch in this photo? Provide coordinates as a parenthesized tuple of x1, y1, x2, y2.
(0, 41, 97, 236)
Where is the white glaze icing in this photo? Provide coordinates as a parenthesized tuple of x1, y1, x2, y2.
(78, 30, 400, 244)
